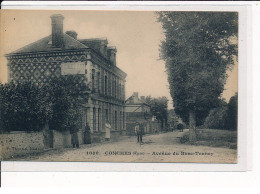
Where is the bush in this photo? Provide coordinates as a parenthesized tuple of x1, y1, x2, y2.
(0, 81, 51, 132)
(204, 93, 238, 130)
(204, 106, 228, 129)
(0, 75, 90, 133)
(180, 134, 189, 143)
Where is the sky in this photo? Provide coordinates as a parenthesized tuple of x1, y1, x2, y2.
(0, 10, 238, 108)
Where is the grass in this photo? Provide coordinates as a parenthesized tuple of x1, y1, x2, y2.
(181, 128, 237, 149)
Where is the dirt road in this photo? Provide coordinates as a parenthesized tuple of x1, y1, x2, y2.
(13, 130, 237, 163)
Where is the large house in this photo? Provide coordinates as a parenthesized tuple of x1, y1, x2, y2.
(5, 14, 127, 145)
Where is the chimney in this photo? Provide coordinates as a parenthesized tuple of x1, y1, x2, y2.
(100, 40, 108, 57)
(66, 30, 77, 40)
(133, 92, 138, 98)
(108, 47, 117, 66)
(50, 14, 64, 48)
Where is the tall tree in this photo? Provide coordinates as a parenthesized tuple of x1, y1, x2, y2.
(157, 12, 238, 142)
(145, 96, 168, 129)
(43, 75, 90, 132)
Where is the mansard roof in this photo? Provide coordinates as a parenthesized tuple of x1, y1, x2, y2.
(6, 33, 89, 56)
(78, 38, 108, 54)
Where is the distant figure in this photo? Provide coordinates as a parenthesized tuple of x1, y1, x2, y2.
(135, 122, 143, 143)
(84, 122, 91, 144)
(70, 124, 79, 148)
(177, 123, 184, 132)
(105, 121, 111, 141)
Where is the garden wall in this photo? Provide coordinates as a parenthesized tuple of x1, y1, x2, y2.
(52, 129, 85, 148)
(0, 129, 126, 160)
(0, 131, 44, 160)
(53, 130, 71, 148)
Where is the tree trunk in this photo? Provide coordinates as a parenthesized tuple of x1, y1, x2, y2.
(189, 109, 197, 143)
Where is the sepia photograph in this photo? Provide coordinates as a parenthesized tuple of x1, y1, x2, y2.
(0, 10, 238, 163)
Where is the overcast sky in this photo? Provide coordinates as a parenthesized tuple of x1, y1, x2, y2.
(0, 10, 238, 108)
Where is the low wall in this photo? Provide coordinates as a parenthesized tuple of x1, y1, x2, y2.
(0, 131, 44, 160)
(53, 128, 87, 148)
(0, 129, 126, 159)
(53, 130, 71, 148)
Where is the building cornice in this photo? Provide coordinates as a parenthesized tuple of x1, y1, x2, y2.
(5, 48, 90, 59)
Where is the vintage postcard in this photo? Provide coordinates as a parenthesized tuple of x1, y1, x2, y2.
(0, 9, 241, 164)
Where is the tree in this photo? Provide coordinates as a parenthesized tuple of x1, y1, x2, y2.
(0, 75, 90, 133)
(43, 75, 90, 132)
(145, 96, 168, 129)
(0, 81, 51, 132)
(157, 12, 238, 142)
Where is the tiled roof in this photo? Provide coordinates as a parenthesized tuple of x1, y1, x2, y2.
(7, 33, 89, 56)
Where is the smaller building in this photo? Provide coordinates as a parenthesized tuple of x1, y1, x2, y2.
(125, 92, 155, 135)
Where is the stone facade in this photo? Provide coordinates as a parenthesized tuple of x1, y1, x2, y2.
(5, 14, 127, 145)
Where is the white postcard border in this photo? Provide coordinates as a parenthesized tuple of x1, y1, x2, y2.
(0, 1, 253, 172)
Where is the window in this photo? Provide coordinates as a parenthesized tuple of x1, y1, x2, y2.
(98, 108, 101, 131)
(122, 84, 125, 100)
(105, 109, 108, 122)
(114, 80, 116, 98)
(97, 72, 100, 93)
(115, 111, 117, 130)
(123, 112, 125, 129)
(93, 107, 96, 131)
(92, 69, 95, 92)
(104, 75, 108, 95)
(119, 83, 121, 100)
(120, 111, 122, 130)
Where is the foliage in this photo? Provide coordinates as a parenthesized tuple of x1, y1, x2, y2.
(157, 12, 238, 141)
(0, 81, 51, 132)
(180, 128, 237, 149)
(180, 134, 189, 144)
(204, 106, 228, 129)
(204, 93, 237, 130)
(144, 96, 168, 127)
(0, 75, 90, 133)
(42, 75, 90, 132)
(226, 93, 238, 130)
